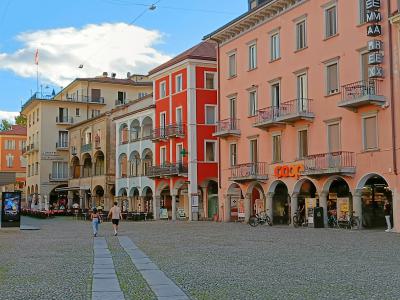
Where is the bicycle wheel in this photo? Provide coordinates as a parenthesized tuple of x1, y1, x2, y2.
(266, 215, 272, 226)
(351, 217, 360, 230)
(249, 216, 259, 227)
(293, 216, 299, 228)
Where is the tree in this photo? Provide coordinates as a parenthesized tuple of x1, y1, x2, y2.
(15, 114, 27, 126)
(0, 119, 12, 131)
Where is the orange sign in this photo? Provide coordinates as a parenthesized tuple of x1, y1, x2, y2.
(274, 164, 304, 179)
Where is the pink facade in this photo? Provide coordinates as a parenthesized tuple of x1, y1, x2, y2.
(207, 0, 400, 231)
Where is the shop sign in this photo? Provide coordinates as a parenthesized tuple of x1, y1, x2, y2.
(305, 198, 316, 224)
(368, 52, 383, 65)
(367, 40, 383, 51)
(1, 192, 21, 228)
(367, 25, 382, 36)
(366, 0, 380, 10)
(366, 11, 382, 23)
(274, 164, 304, 179)
(368, 66, 384, 78)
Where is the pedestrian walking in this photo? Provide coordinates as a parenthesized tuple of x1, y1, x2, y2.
(384, 200, 392, 232)
(91, 208, 102, 237)
(108, 201, 123, 236)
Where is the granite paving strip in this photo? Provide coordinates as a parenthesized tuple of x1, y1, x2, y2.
(92, 237, 125, 300)
(118, 236, 189, 300)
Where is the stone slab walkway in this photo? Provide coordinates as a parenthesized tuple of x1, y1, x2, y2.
(118, 236, 189, 300)
(92, 237, 125, 300)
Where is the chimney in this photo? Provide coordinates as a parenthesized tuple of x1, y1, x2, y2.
(102, 72, 108, 77)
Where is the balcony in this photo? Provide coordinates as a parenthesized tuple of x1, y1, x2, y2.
(213, 118, 240, 138)
(167, 123, 185, 137)
(81, 143, 92, 153)
(49, 174, 68, 182)
(147, 162, 188, 178)
(56, 116, 73, 124)
(83, 96, 105, 104)
(115, 99, 126, 106)
(339, 79, 385, 109)
(56, 142, 69, 150)
(302, 151, 356, 177)
(254, 99, 314, 129)
(229, 162, 269, 182)
(151, 127, 168, 142)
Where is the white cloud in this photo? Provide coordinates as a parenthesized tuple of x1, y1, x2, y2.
(0, 111, 19, 122)
(0, 23, 171, 86)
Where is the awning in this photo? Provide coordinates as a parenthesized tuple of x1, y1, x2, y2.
(54, 186, 90, 192)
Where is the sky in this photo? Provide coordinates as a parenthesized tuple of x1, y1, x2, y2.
(0, 0, 247, 121)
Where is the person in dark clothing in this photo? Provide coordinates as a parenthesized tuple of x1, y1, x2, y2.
(384, 200, 392, 232)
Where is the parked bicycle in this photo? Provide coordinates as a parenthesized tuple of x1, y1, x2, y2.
(327, 210, 339, 228)
(338, 211, 360, 230)
(293, 209, 307, 228)
(249, 211, 272, 227)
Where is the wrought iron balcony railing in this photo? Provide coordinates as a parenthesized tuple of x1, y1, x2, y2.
(302, 151, 356, 176)
(147, 162, 188, 178)
(56, 116, 73, 124)
(81, 143, 92, 153)
(213, 118, 240, 137)
(339, 79, 385, 109)
(229, 162, 269, 182)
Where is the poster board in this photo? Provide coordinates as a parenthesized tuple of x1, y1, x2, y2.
(337, 197, 350, 221)
(238, 198, 245, 219)
(159, 208, 169, 220)
(1, 192, 21, 228)
(305, 198, 316, 224)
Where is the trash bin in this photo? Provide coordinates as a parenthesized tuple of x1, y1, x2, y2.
(313, 207, 324, 228)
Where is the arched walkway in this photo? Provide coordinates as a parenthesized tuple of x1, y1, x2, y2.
(142, 186, 154, 216)
(142, 148, 153, 176)
(50, 184, 68, 209)
(270, 181, 290, 225)
(129, 151, 140, 177)
(93, 151, 104, 176)
(119, 123, 129, 144)
(93, 185, 105, 208)
(159, 185, 172, 220)
(130, 119, 141, 141)
(129, 187, 140, 212)
(206, 180, 218, 220)
(292, 178, 318, 226)
(357, 174, 393, 228)
(82, 154, 92, 178)
(226, 183, 243, 222)
(322, 177, 352, 224)
(118, 153, 128, 178)
(142, 116, 153, 139)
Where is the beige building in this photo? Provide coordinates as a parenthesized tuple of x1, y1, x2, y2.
(21, 73, 152, 209)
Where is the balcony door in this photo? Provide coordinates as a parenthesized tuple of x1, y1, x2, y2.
(160, 147, 166, 166)
(229, 97, 236, 120)
(250, 139, 258, 175)
(160, 112, 166, 137)
(176, 107, 183, 134)
(327, 123, 341, 168)
(297, 73, 307, 111)
(176, 144, 183, 164)
(59, 108, 68, 122)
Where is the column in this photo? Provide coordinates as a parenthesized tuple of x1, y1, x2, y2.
(171, 195, 177, 221)
(154, 195, 160, 220)
(44, 195, 49, 211)
(79, 196, 83, 209)
(244, 193, 251, 223)
(223, 194, 230, 222)
(290, 193, 298, 227)
(319, 192, 328, 226)
(200, 186, 207, 220)
(353, 189, 363, 229)
(266, 192, 274, 223)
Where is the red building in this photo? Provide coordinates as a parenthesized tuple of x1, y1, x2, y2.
(148, 41, 218, 221)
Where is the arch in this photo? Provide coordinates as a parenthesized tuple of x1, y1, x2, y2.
(118, 188, 128, 197)
(141, 116, 153, 139)
(358, 173, 393, 228)
(268, 180, 286, 194)
(226, 183, 243, 222)
(93, 150, 105, 176)
(156, 181, 170, 196)
(173, 179, 187, 195)
(71, 156, 81, 179)
(206, 180, 218, 220)
(93, 185, 105, 197)
(141, 148, 153, 176)
(129, 187, 140, 197)
(27, 186, 31, 195)
(142, 186, 154, 214)
(142, 186, 153, 197)
(322, 175, 350, 194)
(356, 173, 390, 190)
(130, 119, 141, 141)
(119, 123, 129, 144)
(35, 184, 39, 194)
(82, 153, 92, 177)
(246, 182, 265, 216)
(271, 182, 290, 225)
(118, 153, 128, 178)
(129, 151, 141, 177)
(50, 184, 68, 208)
(292, 177, 319, 196)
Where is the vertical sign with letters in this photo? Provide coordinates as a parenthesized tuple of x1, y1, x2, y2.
(366, 0, 384, 78)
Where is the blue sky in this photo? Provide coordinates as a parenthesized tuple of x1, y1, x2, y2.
(0, 0, 247, 116)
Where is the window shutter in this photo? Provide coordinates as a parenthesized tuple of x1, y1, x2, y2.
(328, 123, 340, 152)
(364, 116, 377, 149)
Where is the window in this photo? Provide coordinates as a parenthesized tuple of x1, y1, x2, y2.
(249, 0, 257, 9)
(138, 92, 148, 99)
(228, 53, 237, 78)
(326, 62, 339, 95)
(176, 74, 183, 93)
(160, 112, 166, 137)
(52, 162, 68, 179)
(205, 105, 216, 125)
(160, 147, 166, 165)
(328, 122, 341, 152)
(205, 72, 216, 89)
(325, 5, 337, 38)
(296, 20, 307, 50)
(6, 154, 14, 167)
(76, 108, 80, 116)
(359, 0, 367, 24)
(91, 89, 101, 102)
(35, 162, 39, 175)
(160, 81, 166, 98)
(176, 107, 183, 125)
(249, 90, 257, 116)
(58, 131, 68, 148)
(4, 140, 15, 150)
(205, 141, 216, 162)
(298, 130, 308, 158)
(249, 43, 257, 70)
(91, 110, 100, 118)
(229, 97, 237, 119)
(272, 134, 281, 162)
(363, 115, 378, 150)
(230, 144, 237, 166)
(250, 139, 258, 163)
(176, 144, 183, 163)
(271, 83, 280, 107)
(117, 91, 126, 104)
(20, 156, 26, 168)
(271, 33, 280, 61)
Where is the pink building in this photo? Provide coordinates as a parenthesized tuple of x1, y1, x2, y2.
(206, 0, 400, 232)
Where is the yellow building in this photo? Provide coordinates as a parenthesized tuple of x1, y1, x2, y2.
(21, 73, 152, 209)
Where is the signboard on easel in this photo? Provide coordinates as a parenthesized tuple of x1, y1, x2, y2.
(1, 191, 22, 228)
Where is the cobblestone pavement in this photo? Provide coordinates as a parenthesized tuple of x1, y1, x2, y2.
(0, 217, 93, 300)
(121, 221, 400, 300)
(1, 218, 399, 300)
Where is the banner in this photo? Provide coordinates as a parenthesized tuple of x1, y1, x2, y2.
(337, 197, 350, 220)
(305, 198, 316, 224)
